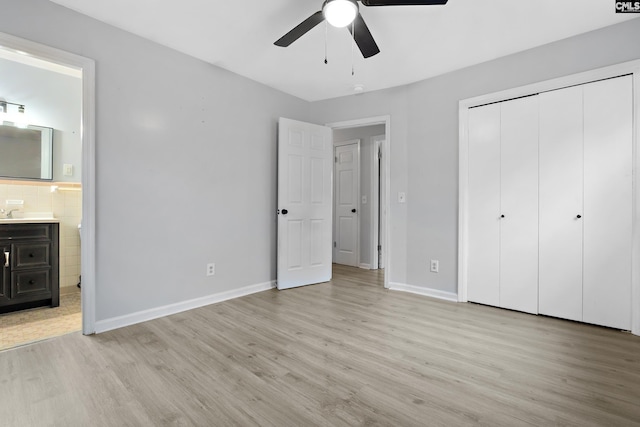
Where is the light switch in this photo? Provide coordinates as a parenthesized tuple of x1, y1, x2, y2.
(398, 192, 406, 203)
(63, 164, 73, 176)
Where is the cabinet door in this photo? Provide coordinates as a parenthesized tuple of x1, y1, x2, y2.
(583, 75, 633, 330)
(499, 96, 539, 314)
(467, 103, 501, 307)
(539, 85, 584, 322)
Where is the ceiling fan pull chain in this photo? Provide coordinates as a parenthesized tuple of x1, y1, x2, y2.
(324, 21, 328, 64)
(351, 21, 355, 76)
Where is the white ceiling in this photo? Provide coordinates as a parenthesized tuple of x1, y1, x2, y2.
(48, 0, 638, 101)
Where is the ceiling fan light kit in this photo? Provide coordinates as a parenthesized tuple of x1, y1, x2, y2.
(275, 0, 449, 59)
(323, 0, 359, 28)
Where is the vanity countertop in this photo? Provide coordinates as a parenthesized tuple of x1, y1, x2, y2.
(0, 218, 60, 224)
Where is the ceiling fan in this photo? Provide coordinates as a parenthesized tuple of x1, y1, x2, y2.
(274, 0, 449, 59)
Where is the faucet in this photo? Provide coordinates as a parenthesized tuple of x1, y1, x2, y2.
(6, 209, 19, 219)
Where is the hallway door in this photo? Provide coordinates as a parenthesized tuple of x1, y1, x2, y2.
(333, 140, 360, 267)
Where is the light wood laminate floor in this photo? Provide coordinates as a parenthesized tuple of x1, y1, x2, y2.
(1, 264, 639, 426)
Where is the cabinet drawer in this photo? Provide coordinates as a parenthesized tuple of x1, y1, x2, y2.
(14, 243, 50, 269)
(0, 224, 51, 241)
(12, 269, 51, 300)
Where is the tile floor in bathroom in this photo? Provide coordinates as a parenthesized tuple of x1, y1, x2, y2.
(0, 289, 81, 351)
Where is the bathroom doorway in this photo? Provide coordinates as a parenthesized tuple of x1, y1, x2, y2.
(0, 32, 95, 350)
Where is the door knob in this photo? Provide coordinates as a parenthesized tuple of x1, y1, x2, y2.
(500, 214, 505, 218)
(352, 209, 357, 213)
(281, 209, 288, 215)
(576, 214, 582, 219)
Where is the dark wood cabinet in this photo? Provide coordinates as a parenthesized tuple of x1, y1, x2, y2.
(0, 222, 59, 314)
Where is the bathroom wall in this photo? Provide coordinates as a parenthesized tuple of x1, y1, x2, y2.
(0, 180, 81, 290)
(0, 57, 82, 183)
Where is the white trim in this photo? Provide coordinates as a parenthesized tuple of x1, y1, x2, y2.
(371, 134, 385, 270)
(334, 139, 360, 147)
(389, 282, 458, 302)
(327, 116, 391, 288)
(95, 281, 276, 333)
(458, 59, 640, 336)
(633, 68, 640, 336)
(359, 263, 371, 270)
(0, 32, 97, 335)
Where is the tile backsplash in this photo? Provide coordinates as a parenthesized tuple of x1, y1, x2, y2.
(0, 181, 82, 290)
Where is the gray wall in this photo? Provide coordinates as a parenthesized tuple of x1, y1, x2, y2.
(312, 18, 640, 294)
(0, 58, 82, 182)
(0, 0, 311, 321)
(333, 124, 385, 267)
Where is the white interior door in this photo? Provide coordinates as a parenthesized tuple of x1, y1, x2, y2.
(333, 141, 360, 267)
(539, 85, 584, 322)
(467, 103, 501, 307)
(499, 96, 539, 314)
(582, 75, 633, 329)
(277, 118, 333, 290)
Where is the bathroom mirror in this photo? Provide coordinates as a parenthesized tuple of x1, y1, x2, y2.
(0, 124, 53, 180)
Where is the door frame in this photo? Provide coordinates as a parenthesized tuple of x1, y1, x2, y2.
(371, 134, 387, 270)
(0, 31, 96, 335)
(458, 59, 640, 336)
(333, 139, 361, 267)
(327, 116, 391, 288)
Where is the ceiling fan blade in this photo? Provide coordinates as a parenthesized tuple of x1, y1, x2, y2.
(348, 14, 380, 58)
(361, 0, 448, 5)
(274, 11, 325, 47)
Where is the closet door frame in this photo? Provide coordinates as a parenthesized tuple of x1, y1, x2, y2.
(458, 59, 640, 336)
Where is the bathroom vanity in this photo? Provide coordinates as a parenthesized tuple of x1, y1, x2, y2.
(0, 220, 59, 314)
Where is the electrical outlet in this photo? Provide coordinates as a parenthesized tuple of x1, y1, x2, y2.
(430, 259, 439, 273)
(206, 263, 215, 276)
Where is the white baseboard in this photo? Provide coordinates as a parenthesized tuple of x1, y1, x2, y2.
(94, 280, 276, 333)
(359, 263, 371, 270)
(388, 282, 458, 302)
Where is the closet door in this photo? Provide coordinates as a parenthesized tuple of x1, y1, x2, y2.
(583, 76, 633, 330)
(467, 103, 501, 306)
(499, 96, 539, 314)
(539, 85, 584, 322)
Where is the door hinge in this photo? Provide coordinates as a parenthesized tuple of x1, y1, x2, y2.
(335, 156, 338, 163)
(334, 241, 337, 248)
(378, 245, 382, 251)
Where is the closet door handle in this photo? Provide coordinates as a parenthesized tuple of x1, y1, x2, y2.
(500, 214, 505, 218)
(3, 251, 9, 267)
(576, 215, 582, 219)
(352, 209, 357, 213)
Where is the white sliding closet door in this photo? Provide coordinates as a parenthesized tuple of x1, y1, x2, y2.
(499, 96, 539, 314)
(583, 76, 633, 330)
(539, 85, 584, 322)
(467, 103, 501, 307)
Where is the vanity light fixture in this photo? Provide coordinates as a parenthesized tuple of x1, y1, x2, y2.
(0, 100, 27, 128)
